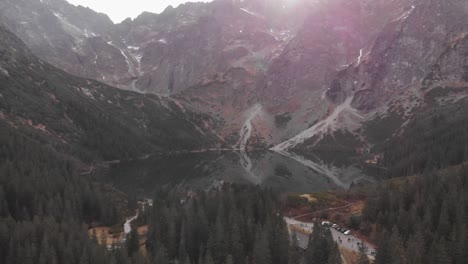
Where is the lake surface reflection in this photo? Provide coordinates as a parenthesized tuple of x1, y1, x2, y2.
(105, 150, 375, 196)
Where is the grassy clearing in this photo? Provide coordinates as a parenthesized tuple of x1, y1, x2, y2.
(88, 227, 125, 247)
(88, 224, 149, 253)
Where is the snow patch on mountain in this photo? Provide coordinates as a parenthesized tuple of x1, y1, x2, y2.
(128, 49, 144, 92)
(0, 65, 9, 77)
(400, 5, 416, 21)
(357, 49, 363, 64)
(53, 12, 95, 39)
(240, 8, 259, 17)
(129, 52, 143, 76)
(321, 88, 330, 100)
(78, 87, 96, 100)
(105, 41, 145, 91)
(127, 46, 140, 51)
(83, 29, 97, 38)
(119, 48, 137, 76)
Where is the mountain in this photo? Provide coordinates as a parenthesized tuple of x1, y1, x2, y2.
(0, 25, 217, 161)
(1, 0, 467, 159)
(283, 0, 468, 154)
(0, 0, 305, 94)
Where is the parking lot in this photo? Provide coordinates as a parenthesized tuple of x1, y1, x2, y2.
(285, 218, 376, 258)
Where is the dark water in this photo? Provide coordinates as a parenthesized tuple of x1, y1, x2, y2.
(104, 150, 376, 197)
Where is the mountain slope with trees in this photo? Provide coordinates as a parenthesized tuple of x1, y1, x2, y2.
(0, 120, 122, 264)
(362, 165, 468, 264)
(0, 25, 217, 161)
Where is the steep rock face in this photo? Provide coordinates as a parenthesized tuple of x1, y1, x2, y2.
(0, 0, 306, 95)
(265, 0, 365, 105)
(0, 0, 129, 87)
(288, 0, 468, 152)
(122, 0, 282, 94)
(332, 0, 467, 110)
(257, 0, 417, 149)
(420, 32, 468, 105)
(264, 0, 418, 105)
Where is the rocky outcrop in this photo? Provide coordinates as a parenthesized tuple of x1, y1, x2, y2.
(330, 0, 467, 110)
(288, 0, 468, 151)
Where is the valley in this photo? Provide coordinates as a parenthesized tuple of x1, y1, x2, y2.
(0, 0, 467, 264)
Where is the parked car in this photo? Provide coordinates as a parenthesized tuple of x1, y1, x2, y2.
(332, 224, 338, 228)
(321, 221, 331, 227)
(344, 230, 351, 235)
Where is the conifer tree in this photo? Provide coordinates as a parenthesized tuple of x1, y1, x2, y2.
(253, 228, 271, 264)
(154, 245, 169, 264)
(127, 227, 140, 257)
(288, 233, 301, 264)
(357, 242, 369, 264)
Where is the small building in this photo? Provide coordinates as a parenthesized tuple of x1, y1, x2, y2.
(365, 154, 382, 165)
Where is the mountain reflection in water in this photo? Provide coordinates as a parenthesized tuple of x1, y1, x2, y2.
(105, 150, 375, 196)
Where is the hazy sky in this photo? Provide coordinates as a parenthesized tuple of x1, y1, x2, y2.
(66, 0, 212, 23)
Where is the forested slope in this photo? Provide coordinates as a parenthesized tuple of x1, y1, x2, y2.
(383, 97, 468, 177)
(363, 165, 468, 264)
(0, 25, 216, 161)
(138, 185, 342, 264)
(0, 121, 123, 264)
(0, 24, 217, 264)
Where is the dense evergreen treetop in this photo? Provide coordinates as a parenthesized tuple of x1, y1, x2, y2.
(363, 165, 468, 264)
(144, 185, 291, 264)
(0, 121, 124, 264)
(383, 99, 468, 177)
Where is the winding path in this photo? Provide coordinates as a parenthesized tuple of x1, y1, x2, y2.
(124, 211, 139, 234)
(291, 202, 358, 220)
